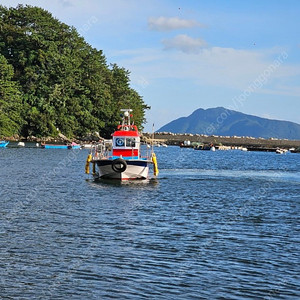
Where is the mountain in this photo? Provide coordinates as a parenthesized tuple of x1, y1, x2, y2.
(158, 107, 300, 140)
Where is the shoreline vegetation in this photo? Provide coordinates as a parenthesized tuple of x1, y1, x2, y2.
(0, 5, 149, 140)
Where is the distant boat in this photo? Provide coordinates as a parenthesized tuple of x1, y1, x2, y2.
(69, 142, 81, 149)
(82, 143, 93, 149)
(276, 148, 288, 154)
(290, 147, 300, 153)
(17, 142, 25, 147)
(0, 141, 9, 148)
(195, 143, 214, 151)
(41, 142, 81, 149)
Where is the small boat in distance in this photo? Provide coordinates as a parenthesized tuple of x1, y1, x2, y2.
(276, 148, 288, 154)
(41, 142, 81, 149)
(0, 141, 9, 148)
(194, 143, 215, 151)
(17, 142, 25, 147)
(290, 147, 300, 153)
(82, 143, 93, 149)
(86, 109, 158, 181)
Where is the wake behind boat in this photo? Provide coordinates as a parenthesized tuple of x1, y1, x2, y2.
(85, 109, 158, 181)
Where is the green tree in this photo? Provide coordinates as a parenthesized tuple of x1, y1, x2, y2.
(0, 54, 23, 137)
(0, 4, 149, 138)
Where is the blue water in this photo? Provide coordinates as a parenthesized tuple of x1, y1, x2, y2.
(0, 146, 299, 299)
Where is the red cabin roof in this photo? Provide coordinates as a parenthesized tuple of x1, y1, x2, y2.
(112, 125, 139, 137)
(113, 130, 139, 137)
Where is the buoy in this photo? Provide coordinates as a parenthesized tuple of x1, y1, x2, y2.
(151, 153, 159, 176)
(85, 154, 92, 174)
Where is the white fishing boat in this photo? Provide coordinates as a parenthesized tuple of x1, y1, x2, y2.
(85, 109, 158, 181)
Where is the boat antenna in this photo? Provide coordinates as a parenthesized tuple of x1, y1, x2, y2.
(152, 123, 155, 153)
(120, 109, 132, 127)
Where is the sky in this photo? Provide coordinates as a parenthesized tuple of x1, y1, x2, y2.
(1, 0, 300, 131)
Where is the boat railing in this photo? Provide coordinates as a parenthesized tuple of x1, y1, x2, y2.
(91, 140, 152, 161)
(91, 141, 111, 160)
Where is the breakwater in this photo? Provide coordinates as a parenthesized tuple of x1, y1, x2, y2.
(142, 133, 300, 150)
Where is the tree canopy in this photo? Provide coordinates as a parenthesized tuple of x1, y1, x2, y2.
(0, 54, 23, 136)
(0, 4, 149, 138)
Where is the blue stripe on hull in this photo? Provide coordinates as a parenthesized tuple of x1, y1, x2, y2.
(42, 145, 81, 149)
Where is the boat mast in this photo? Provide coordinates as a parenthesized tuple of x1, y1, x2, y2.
(120, 109, 133, 127)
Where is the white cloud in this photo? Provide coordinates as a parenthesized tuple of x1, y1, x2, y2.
(111, 46, 300, 96)
(162, 34, 207, 54)
(148, 16, 204, 31)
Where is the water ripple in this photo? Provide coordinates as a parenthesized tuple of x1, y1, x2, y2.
(0, 148, 299, 299)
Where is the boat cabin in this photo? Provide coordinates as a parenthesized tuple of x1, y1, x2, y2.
(112, 125, 140, 159)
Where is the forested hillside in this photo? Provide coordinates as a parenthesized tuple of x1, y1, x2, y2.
(0, 5, 149, 138)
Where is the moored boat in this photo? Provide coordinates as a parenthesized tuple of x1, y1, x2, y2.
(0, 141, 9, 148)
(276, 148, 288, 154)
(82, 143, 93, 149)
(17, 142, 25, 147)
(290, 147, 300, 153)
(194, 143, 214, 151)
(86, 109, 158, 181)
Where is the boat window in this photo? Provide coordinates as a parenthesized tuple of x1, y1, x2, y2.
(115, 137, 125, 147)
(126, 138, 136, 147)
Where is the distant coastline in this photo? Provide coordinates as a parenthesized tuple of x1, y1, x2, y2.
(4, 132, 300, 150)
(142, 132, 300, 150)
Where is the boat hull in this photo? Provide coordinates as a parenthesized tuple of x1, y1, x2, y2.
(41, 144, 81, 149)
(94, 159, 150, 180)
(0, 141, 9, 148)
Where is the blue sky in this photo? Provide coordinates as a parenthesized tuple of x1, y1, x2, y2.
(2, 0, 300, 131)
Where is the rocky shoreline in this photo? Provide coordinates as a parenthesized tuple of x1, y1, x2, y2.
(3, 132, 102, 143)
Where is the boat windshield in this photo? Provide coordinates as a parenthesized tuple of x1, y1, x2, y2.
(114, 137, 137, 148)
(126, 138, 136, 147)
